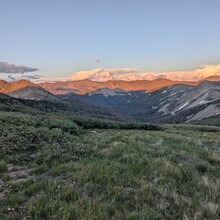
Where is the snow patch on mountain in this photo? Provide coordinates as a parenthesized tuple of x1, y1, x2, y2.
(69, 65, 220, 82)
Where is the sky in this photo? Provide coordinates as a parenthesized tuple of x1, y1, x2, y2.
(0, 0, 220, 81)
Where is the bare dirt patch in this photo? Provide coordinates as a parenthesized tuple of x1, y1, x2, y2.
(100, 148, 112, 156)
(6, 163, 30, 184)
(149, 138, 163, 148)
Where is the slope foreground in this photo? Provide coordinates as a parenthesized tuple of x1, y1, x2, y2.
(0, 110, 220, 219)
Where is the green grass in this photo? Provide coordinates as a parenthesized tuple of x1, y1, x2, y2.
(0, 111, 220, 219)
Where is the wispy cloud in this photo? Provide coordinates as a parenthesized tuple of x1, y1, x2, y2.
(6, 74, 42, 82)
(21, 75, 42, 80)
(7, 75, 16, 81)
(0, 62, 38, 74)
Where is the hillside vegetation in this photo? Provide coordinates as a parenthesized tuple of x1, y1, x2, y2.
(0, 92, 126, 121)
(0, 108, 220, 219)
(192, 115, 220, 126)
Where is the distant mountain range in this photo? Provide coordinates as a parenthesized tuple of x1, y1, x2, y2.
(0, 76, 220, 123)
(39, 78, 197, 95)
(39, 76, 220, 95)
(65, 66, 220, 82)
(1, 76, 219, 97)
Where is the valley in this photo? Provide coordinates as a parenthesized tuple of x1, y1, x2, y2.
(1, 77, 220, 123)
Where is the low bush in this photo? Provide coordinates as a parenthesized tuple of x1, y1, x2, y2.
(71, 116, 163, 131)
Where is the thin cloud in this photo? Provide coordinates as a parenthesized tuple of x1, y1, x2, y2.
(7, 75, 16, 81)
(0, 62, 38, 73)
(6, 74, 42, 82)
(21, 74, 42, 80)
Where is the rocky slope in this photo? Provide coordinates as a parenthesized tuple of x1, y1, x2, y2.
(8, 86, 58, 101)
(0, 79, 38, 93)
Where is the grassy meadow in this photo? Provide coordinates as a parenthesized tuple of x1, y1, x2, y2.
(0, 112, 220, 219)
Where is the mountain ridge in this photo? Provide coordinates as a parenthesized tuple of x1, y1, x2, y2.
(1, 74, 220, 96)
(0, 79, 56, 100)
(39, 78, 198, 95)
(0, 79, 38, 93)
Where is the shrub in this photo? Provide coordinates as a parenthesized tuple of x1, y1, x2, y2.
(71, 116, 162, 131)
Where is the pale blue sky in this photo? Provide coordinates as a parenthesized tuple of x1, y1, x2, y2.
(0, 0, 220, 79)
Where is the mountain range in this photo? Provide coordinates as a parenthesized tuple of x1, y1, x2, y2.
(0, 76, 220, 123)
(64, 66, 220, 82)
(39, 78, 197, 95)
